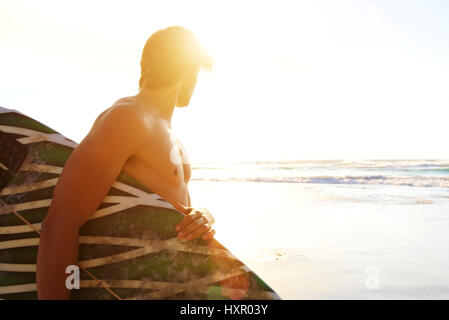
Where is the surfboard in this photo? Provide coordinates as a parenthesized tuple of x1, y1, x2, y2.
(0, 106, 281, 300)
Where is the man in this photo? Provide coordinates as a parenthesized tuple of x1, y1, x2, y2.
(36, 26, 216, 299)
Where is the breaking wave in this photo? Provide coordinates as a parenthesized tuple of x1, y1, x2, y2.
(191, 175, 449, 188)
(191, 160, 449, 188)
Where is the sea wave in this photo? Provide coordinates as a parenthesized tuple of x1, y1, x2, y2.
(338, 160, 449, 169)
(193, 159, 449, 171)
(191, 175, 449, 188)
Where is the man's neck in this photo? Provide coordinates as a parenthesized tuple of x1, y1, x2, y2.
(137, 85, 178, 123)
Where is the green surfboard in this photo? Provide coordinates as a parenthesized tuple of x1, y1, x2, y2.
(0, 106, 281, 300)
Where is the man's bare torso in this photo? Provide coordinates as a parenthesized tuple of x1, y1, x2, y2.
(95, 96, 191, 208)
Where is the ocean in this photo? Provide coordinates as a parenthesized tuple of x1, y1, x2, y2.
(188, 160, 449, 299)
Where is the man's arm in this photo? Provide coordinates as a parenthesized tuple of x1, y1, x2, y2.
(36, 106, 145, 299)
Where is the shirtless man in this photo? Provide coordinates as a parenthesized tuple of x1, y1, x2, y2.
(36, 26, 215, 299)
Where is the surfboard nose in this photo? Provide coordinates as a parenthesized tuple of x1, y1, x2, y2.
(0, 130, 28, 192)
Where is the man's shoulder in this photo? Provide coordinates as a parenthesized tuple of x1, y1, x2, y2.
(96, 97, 148, 132)
(83, 98, 153, 153)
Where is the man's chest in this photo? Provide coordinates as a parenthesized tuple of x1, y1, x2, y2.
(128, 127, 191, 184)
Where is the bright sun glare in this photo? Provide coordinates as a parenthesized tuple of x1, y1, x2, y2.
(1, 0, 449, 161)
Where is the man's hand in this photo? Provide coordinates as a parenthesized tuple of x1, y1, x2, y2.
(175, 207, 216, 241)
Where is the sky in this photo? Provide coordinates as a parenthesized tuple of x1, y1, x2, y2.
(1, 0, 448, 162)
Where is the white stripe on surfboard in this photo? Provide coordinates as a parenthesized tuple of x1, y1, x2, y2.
(0, 199, 51, 215)
(2, 175, 171, 208)
(0, 193, 173, 216)
(1, 119, 173, 212)
(0, 248, 150, 272)
(79, 247, 164, 269)
(0, 283, 36, 295)
(0, 196, 171, 234)
(90, 195, 174, 219)
(0, 223, 42, 235)
(2, 169, 174, 210)
(0, 125, 77, 148)
(167, 238, 238, 260)
(0, 237, 238, 272)
(16, 164, 170, 204)
(0, 263, 36, 272)
(0, 183, 174, 235)
(0, 266, 252, 296)
(0, 178, 59, 196)
(0, 267, 279, 300)
(0, 162, 8, 171)
(0, 236, 237, 260)
(134, 265, 251, 300)
(0, 237, 40, 249)
(20, 163, 63, 174)
(1, 181, 157, 205)
(77, 237, 227, 269)
(0, 281, 279, 300)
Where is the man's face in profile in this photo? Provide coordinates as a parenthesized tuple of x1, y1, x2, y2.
(176, 74, 198, 108)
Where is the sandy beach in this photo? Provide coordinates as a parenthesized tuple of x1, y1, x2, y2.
(189, 160, 449, 299)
